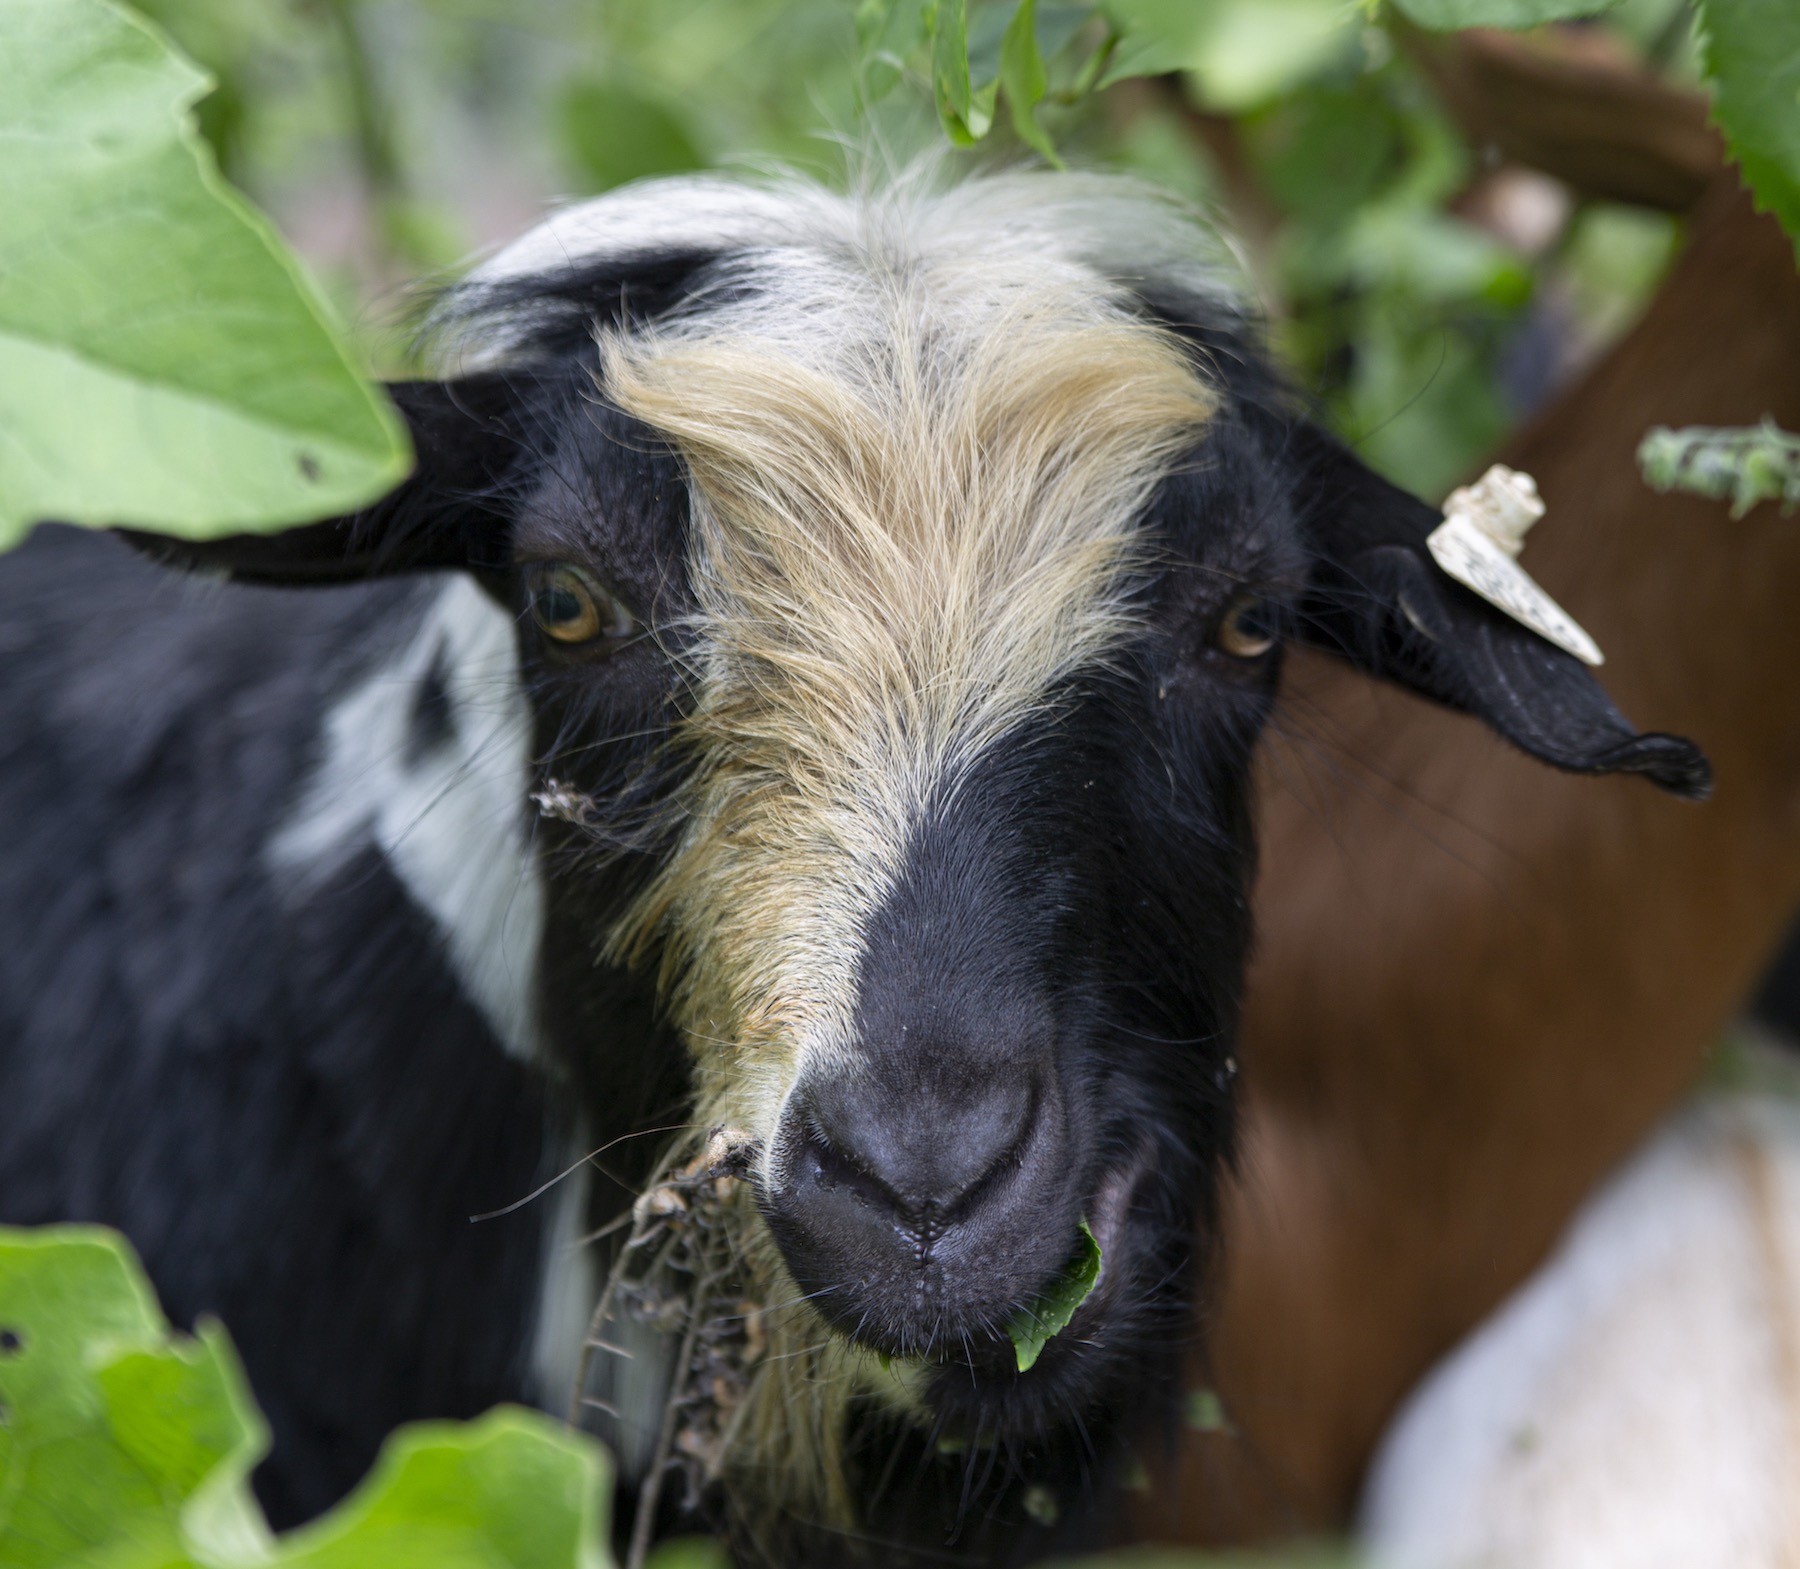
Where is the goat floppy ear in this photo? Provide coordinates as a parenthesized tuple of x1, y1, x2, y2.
(118, 376, 523, 584)
(1290, 423, 1710, 800)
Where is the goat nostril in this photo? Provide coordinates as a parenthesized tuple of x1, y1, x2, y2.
(791, 1072, 1038, 1224)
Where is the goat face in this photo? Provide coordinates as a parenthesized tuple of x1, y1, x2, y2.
(143, 171, 1707, 1539)
(485, 252, 1278, 1439)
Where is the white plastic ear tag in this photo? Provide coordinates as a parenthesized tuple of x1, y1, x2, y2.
(1426, 465, 1604, 667)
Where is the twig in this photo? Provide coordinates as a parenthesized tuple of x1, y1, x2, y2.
(567, 1123, 764, 1556)
(627, 1264, 722, 1569)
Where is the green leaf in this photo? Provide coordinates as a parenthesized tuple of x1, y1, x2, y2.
(1253, 81, 1410, 229)
(1694, 0, 1800, 254)
(1001, 0, 1061, 164)
(856, 0, 903, 100)
(855, 0, 928, 103)
(1008, 1219, 1103, 1373)
(1097, 0, 1210, 86)
(0, 1225, 614, 1569)
(557, 77, 708, 193)
(929, 0, 997, 144)
(645, 1540, 732, 1569)
(275, 1410, 609, 1569)
(0, 1226, 270, 1569)
(1389, 0, 1621, 26)
(855, 0, 895, 52)
(0, 0, 411, 551)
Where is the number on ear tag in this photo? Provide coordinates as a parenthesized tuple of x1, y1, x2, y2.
(1426, 465, 1604, 667)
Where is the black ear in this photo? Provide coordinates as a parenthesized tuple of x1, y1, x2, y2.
(118, 375, 527, 584)
(1289, 423, 1710, 800)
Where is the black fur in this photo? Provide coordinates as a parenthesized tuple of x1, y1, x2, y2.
(0, 530, 551, 1524)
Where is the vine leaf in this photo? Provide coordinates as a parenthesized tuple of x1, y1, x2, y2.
(0, 0, 410, 552)
(1695, 0, 1800, 255)
(1638, 420, 1800, 517)
(1099, 0, 1357, 110)
(1001, 0, 1061, 165)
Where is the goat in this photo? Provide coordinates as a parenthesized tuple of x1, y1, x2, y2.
(0, 168, 1705, 1565)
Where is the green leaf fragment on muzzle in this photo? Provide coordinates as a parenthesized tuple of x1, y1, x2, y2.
(1008, 1218, 1103, 1372)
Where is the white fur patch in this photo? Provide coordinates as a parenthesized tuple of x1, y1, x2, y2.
(268, 574, 544, 1061)
(445, 167, 1247, 373)
(470, 168, 1242, 299)
(1360, 1084, 1800, 1569)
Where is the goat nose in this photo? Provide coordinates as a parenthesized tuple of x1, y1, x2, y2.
(797, 1069, 1035, 1220)
(765, 1055, 1080, 1353)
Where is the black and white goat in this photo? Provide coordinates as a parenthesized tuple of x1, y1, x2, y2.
(0, 170, 1706, 1564)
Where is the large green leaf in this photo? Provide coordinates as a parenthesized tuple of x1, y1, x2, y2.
(275, 1414, 610, 1569)
(0, 0, 410, 552)
(0, 1226, 270, 1568)
(1388, 0, 1621, 26)
(1695, 0, 1800, 253)
(0, 1226, 613, 1569)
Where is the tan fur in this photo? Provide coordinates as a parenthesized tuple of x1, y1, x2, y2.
(596, 239, 1215, 1524)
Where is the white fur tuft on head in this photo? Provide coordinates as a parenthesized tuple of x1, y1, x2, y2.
(441, 165, 1249, 369)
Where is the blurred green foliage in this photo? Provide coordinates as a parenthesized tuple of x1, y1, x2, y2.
(557, 76, 706, 191)
(1696, 0, 1800, 246)
(122, 0, 1714, 499)
(1640, 418, 1800, 515)
(0, 1220, 1344, 1567)
(1391, 0, 1622, 25)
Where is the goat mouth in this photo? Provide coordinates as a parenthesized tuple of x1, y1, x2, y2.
(906, 1144, 1159, 1425)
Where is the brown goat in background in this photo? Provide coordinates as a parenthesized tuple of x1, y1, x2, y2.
(1147, 35, 1800, 1550)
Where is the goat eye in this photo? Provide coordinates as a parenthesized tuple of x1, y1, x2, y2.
(525, 565, 635, 646)
(1216, 594, 1278, 659)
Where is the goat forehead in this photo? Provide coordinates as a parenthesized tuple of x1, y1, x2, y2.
(608, 236, 1219, 746)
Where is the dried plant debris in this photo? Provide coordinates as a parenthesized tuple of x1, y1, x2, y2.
(573, 1127, 762, 1569)
(532, 777, 606, 830)
(1007, 1218, 1103, 1373)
